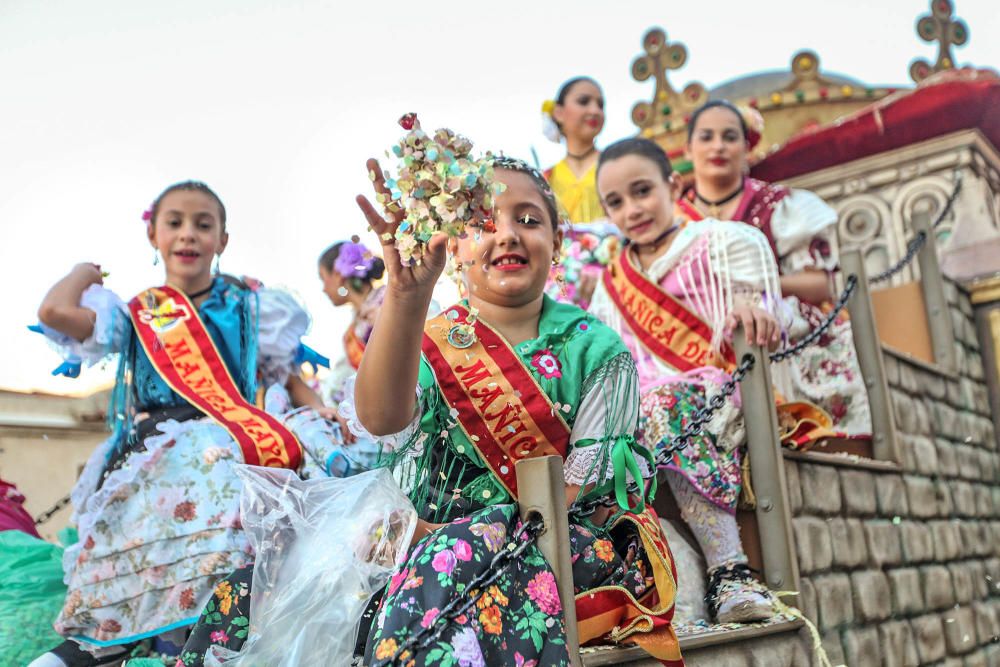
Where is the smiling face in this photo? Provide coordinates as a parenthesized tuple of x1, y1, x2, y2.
(453, 169, 562, 308)
(597, 154, 681, 245)
(686, 106, 749, 183)
(553, 79, 605, 144)
(147, 189, 228, 287)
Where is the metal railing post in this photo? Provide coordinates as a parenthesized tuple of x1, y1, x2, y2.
(516, 455, 582, 666)
(841, 249, 902, 463)
(733, 335, 801, 597)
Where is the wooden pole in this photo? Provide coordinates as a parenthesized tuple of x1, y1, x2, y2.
(912, 206, 957, 370)
(516, 455, 582, 666)
(841, 249, 902, 463)
(733, 334, 801, 597)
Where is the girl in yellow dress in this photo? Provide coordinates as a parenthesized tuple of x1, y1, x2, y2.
(542, 77, 622, 307)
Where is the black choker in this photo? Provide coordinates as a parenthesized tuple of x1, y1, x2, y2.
(185, 283, 214, 300)
(694, 184, 744, 217)
(567, 146, 597, 161)
(631, 224, 680, 250)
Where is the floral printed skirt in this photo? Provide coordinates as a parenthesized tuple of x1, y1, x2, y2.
(639, 383, 742, 513)
(178, 503, 665, 666)
(774, 298, 872, 436)
(56, 407, 342, 649)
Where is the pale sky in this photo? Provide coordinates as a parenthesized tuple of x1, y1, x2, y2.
(2, 0, 998, 395)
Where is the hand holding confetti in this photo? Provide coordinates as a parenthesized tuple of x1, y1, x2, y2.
(376, 113, 502, 266)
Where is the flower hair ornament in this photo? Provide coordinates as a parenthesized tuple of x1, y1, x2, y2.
(334, 241, 376, 280)
(142, 205, 153, 223)
(738, 104, 764, 151)
(541, 99, 561, 143)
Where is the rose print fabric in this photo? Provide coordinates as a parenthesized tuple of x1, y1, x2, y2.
(180, 504, 657, 667)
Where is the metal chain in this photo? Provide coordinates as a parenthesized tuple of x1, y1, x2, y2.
(868, 231, 929, 285)
(767, 274, 858, 363)
(34, 493, 72, 525)
(372, 518, 545, 667)
(869, 172, 963, 285)
(569, 353, 756, 520)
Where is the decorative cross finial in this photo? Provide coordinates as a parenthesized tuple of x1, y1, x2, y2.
(909, 0, 968, 82)
(630, 28, 707, 134)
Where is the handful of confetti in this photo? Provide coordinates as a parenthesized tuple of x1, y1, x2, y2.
(376, 113, 503, 265)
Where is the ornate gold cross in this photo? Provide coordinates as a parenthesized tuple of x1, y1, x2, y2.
(909, 0, 969, 82)
(630, 28, 706, 135)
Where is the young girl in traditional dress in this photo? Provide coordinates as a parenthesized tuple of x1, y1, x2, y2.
(676, 100, 871, 435)
(588, 138, 786, 624)
(178, 158, 684, 666)
(317, 239, 386, 473)
(30, 181, 342, 667)
(542, 77, 622, 308)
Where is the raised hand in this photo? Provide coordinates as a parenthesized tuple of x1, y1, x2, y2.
(355, 158, 448, 297)
(724, 305, 781, 351)
(71, 262, 105, 287)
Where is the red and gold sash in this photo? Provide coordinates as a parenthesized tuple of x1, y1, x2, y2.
(129, 285, 302, 469)
(343, 325, 365, 370)
(576, 505, 683, 666)
(603, 250, 735, 372)
(421, 305, 570, 498)
(606, 234, 838, 449)
(424, 306, 682, 662)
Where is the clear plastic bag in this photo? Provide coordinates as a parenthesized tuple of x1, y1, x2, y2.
(206, 465, 416, 666)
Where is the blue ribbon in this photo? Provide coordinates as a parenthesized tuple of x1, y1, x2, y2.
(295, 344, 330, 374)
(28, 324, 82, 378)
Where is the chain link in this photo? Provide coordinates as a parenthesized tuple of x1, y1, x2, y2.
(34, 493, 72, 525)
(568, 353, 756, 520)
(372, 518, 545, 667)
(767, 274, 858, 363)
(869, 172, 963, 285)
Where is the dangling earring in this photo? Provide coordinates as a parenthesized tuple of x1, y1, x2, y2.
(212, 254, 221, 275)
(551, 255, 569, 299)
(152, 249, 160, 266)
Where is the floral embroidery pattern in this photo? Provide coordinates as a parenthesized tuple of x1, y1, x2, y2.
(530, 349, 562, 379)
(640, 383, 742, 511)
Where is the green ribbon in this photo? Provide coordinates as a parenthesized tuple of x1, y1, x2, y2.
(579, 434, 656, 515)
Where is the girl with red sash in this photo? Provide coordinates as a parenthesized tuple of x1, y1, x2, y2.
(588, 138, 787, 625)
(348, 155, 682, 666)
(676, 100, 871, 436)
(30, 182, 342, 667)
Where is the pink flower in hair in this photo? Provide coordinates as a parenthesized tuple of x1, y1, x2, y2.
(142, 207, 153, 222)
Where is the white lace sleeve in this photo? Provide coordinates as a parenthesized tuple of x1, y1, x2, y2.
(338, 374, 423, 453)
(563, 354, 648, 486)
(38, 284, 128, 365)
(256, 288, 311, 387)
(771, 189, 839, 274)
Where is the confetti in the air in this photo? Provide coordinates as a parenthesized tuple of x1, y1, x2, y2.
(382, 113, 504, 265)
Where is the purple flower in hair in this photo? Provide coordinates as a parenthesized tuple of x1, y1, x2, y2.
(334, 242, 374, 279)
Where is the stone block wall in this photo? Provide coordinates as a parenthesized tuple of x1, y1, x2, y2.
(787, 281, 1000, 666)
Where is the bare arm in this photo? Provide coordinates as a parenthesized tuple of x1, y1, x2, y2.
(353, 159, 448, 436)
(37, 263, 105, 342)
(285, 373, 323, 410)
(780, 268, 833, 305)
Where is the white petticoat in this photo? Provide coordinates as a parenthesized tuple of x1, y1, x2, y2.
(57, 398, 343, 648)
